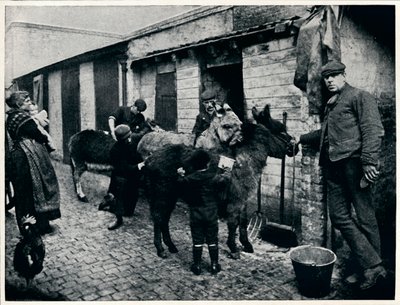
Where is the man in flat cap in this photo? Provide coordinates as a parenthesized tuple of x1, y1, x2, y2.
(298, 60, 386, 290)
(108, 98, 147, 141)
(192, 89, 218, 145)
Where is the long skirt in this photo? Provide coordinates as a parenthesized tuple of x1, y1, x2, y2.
(9, 139, 61, 233)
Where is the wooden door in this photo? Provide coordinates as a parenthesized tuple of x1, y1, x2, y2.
(62, 65, 80, 163)
(94, 59, 119, 131)
(155, 72, 177, 131)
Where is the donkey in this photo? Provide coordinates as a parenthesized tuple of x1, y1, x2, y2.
(68, 119, 160, 202)
(141, 104, 297, 258)
(137, 104, 243, 159)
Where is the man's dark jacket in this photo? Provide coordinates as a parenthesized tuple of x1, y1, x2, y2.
(300, 83, 384, 166)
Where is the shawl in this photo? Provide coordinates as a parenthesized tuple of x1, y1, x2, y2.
(19, 138, 61, 217)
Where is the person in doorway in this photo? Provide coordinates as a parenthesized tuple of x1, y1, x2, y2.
(108, 99, 147, 141)
(298, 60, 386, 290)
(177, 149, 228, 275)
(192, 89, 218, 144)
(106, 124, 145, 230)
(6, 91, 61, 235)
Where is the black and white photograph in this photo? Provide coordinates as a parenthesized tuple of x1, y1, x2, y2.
(2, 2, 397, 303)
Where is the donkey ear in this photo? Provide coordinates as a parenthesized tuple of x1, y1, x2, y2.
(215, 104, 224, 117)
(251, 107, 260, 120)
(263, 104, 271, 117)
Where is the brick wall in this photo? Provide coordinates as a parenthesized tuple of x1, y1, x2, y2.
(131, 62, 157, 120)
(127, 9, 234, 59)
(176, 54, 201, 133)
(233, 6, 309, 31)
(242, 35, 326, 245)
(337, 14, 395, 264)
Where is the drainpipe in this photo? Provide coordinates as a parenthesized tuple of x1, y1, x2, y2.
(118, 55, 128, 106)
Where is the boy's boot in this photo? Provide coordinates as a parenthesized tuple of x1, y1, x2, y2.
(99, 193, 114, 211)
(191, 246, 203, 275)
(208, 245, 221, 274)
(108, 215, 123, 230)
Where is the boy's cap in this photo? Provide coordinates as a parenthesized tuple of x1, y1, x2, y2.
(115, 124, 132, 141)
(189, 149, 211, 170)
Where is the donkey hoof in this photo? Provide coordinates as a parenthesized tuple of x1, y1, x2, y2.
(229, 252, 240, 260)
(157, 250, 168, 259)
(168, 246, 178, 253)
(78, 196, 89, 203)
(242, 244, 254, 253)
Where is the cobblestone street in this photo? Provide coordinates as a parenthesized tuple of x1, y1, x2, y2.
(4, 161, 395, 302)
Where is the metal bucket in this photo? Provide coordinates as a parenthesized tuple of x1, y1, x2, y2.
(290, 245, 337, 298)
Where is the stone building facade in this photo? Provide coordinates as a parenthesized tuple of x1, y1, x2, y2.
(11, 6, 395, 258)
(6, 22, 123, 86)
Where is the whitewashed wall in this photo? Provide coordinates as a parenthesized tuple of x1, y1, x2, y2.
(79, 62, 96, 130)
(47, 70, 63, 161)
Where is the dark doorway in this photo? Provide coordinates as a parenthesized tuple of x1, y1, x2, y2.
(207, 64, 245, 121)
(94, 59, 119, 131)
(62, 65, 80, 163)
(155, 72, 177, 131)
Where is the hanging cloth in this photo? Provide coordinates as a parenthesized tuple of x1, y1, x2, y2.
(293, 6, 341, 114)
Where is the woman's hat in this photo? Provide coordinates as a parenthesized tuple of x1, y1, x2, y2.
(6, 91, 29, 108)
(115, 124, 132, 141)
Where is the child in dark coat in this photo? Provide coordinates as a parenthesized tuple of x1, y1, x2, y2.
(107, 124, 145, 230)
(177, 149, 226, 275)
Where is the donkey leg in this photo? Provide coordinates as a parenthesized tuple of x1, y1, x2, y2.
(161, 221, 178, 254)
(239, 225, 254, 253)
(227, 221, 240, 259)
(153, 221, 167, 258)
(71, 158, 89, 202)
(161, 200, 178, 253)
(239, 207, 254, 253)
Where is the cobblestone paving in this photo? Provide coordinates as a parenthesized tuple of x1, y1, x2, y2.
(4, 161, 394, 301)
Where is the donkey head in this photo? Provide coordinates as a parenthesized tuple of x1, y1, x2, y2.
(214, 104, 243, 146)
(195, 104, 243, 150)
(252, 104, 298, 157)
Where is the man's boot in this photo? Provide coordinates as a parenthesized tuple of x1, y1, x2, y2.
(208, 245, 221, 274)
(108, 215, 123, 230)
(190, 246, 202, 275)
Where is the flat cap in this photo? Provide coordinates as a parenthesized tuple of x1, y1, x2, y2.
(134, 99, 147, 112)
(321, 60, 346, 77)
(201, 89, 216, 101)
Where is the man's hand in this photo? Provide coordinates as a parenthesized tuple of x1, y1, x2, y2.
(138, 162, 145, 170)
(177, 167, 185, 177)
(362, 164, 380, 183)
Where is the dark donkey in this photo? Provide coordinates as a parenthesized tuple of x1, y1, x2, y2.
(142, 104, 297, 258)
(68, 119, 160, 202)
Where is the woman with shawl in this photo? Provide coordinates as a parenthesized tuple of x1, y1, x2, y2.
(6, 91, 61, 234)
